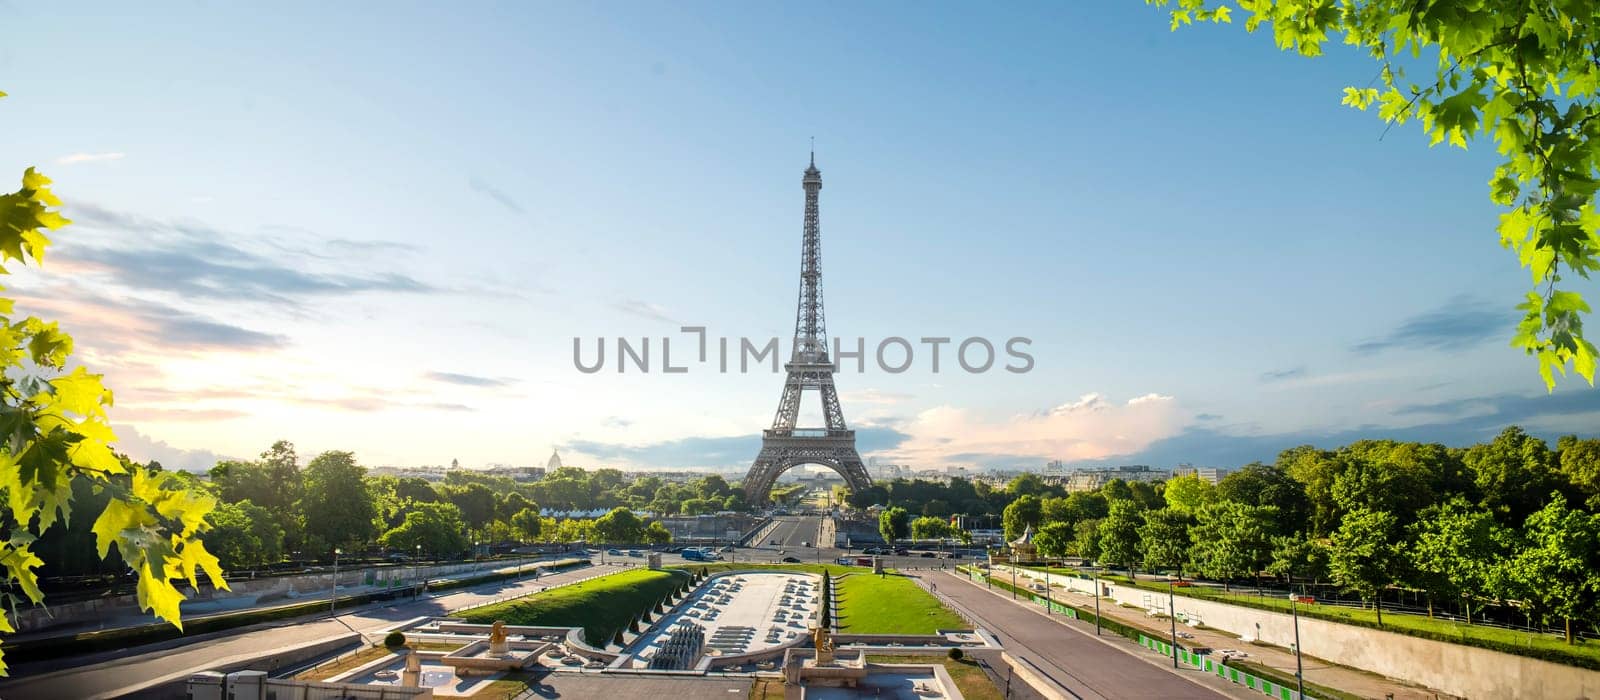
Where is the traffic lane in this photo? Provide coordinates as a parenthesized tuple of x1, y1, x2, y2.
(932, 570, 1229, 700)
(0, 563, 606, 698)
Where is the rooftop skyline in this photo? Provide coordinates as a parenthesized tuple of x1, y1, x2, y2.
(2, 2, 1596, 472)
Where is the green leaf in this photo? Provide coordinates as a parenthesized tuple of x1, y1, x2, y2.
(49, 367, 111, 419)
(90, 497, 156, 559)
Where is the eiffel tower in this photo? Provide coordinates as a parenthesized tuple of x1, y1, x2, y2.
(742, 152, 871, 505)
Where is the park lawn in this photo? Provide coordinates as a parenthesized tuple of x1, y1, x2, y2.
(458, 568, 688, 646)
(1018, 565, 1600, 670)
(835, 572, 966, 634)
(867, 655, 1002, 700)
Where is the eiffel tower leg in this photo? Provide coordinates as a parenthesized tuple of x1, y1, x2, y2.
(745, 445, 784, 505)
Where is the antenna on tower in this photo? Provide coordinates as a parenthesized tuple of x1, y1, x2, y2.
(810, 136, 815, 166)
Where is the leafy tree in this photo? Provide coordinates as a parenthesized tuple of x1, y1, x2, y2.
(1409, 498, 1507, 621)
(203, 500, 283, 572)
(1188, 501, 1278, 589)
(444, 483, 498, 532)
(1332, 455, 1433, 527)
(0, 127, 225, 674)
(1280, 445, 1343, 536)
(1265, 535, 1327, 586)
(509, 507, 543, 541)
(643, 520, 672, 544)
(299, 451, 377, 553)
(1463, 426, 1564, 524)
(722, 492, 748, 512)
(393, 477, 440, 504)
(909, 515, 954, 541)
(1138, 508, 1191, 578)
(846, 484, 889, 510)
(1557, 436, 1600, 507)
(695, 475, 732, 500)
(1217, 462, 1312, 533)
(1032, 521, 1074, 559)
(594, 507, 646, 544)
(1070, 518, 1103, 560)
(1328, 508, 1404, 627)
(1150, 0, 1600, 389)
(1006, 472, 1048, 498)
(381, 502, 469, 557)
(209, 454, 302, 549)
(680, 498, 719, 516)
(1128, 480, 1164, 510)
(921, 499, 952, 517)
(1099, 478, 1134, 503)
(1002, 494, 1042, 540)
(498, 492, 532, 519)
(1504, 495, 1600, 643)
(1097, 500, 1145, 578)
(1162, 473, 1215, 514)
(879, 506, 910, 543)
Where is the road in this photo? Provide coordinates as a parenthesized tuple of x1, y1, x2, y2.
(927, 569, 1235, 700)
(0, 561, 613, 699)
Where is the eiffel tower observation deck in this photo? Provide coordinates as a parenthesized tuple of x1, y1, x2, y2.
(743, 153, 871, 505)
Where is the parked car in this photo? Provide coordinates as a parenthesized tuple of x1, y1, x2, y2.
(919, 552, 936, 558)
(782, 556, 802, 563)
(606, 548, 622, 556)
(893, 548, 909, 556)
(628, 550, 643, 557)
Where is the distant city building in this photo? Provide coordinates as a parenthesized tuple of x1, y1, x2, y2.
(1173, 464, 1232, 484)
(547, 449, 564, 470)
(1061, 465, 1170, 492)
(483, 465, 547, 481)
(867, 457, 911, 480)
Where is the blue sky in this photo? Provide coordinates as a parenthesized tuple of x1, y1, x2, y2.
(1, 2, 1594, 472)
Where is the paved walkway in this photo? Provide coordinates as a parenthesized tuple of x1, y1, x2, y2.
(916, 571, 1239, 700)
(0, 562, 614, 699)
(992, 565, 1443, 700)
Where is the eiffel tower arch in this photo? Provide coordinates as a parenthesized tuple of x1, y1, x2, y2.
(743, 153, 872, 505)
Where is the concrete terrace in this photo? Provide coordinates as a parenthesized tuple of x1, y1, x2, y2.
(623, 571, 819, 669)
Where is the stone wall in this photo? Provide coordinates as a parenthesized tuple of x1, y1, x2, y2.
(997, 566, 1600, 699)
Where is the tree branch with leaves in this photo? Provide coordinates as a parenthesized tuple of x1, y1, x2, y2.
(0, 90, 226, 675)
(1150, 0, 1600, 389)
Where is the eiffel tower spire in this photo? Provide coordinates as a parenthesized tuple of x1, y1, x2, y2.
(744, 153, 870, 505)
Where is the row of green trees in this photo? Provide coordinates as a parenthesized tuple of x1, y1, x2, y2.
(1000, 428, 1600, 643)
(196, 443, 679, 572)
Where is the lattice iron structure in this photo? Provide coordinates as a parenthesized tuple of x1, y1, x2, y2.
(743, 154, 871, 505)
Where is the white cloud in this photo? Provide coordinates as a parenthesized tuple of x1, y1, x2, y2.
(56, 152, 127, 165)
(881, 391, 1188, 465)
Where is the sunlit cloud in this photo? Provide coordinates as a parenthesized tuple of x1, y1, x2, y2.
(56, 152, 126, 165)
(880, 392, 1188, 466)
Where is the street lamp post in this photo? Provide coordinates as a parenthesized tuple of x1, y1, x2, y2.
(1093, 568, 1102, 636)
(413, 544, 422, 599)
(474, 541, 480, 566)
(1290, 589, 1306, 699)
(1168, 581, 1179, 668)
(330, 548, 341, 615)
(1010, 564, 1017, 600)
